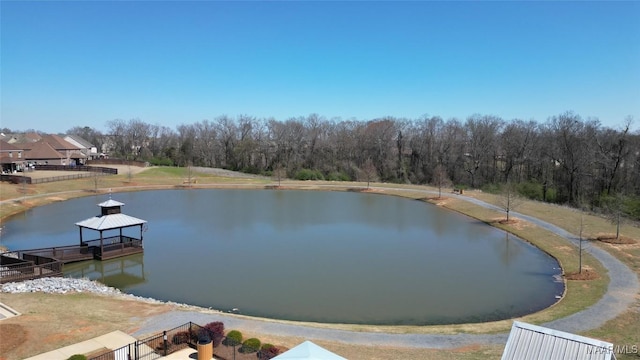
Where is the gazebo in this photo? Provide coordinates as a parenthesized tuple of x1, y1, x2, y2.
(75, 198, 147, 260)
(272, 341, 347, 360)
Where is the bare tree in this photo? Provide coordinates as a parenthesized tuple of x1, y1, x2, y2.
(360, 158, 378, 189)
(185, 160, 195, 187)
(603, 192, 625, 239)
(499, 181, 523, 222)
(433, 163, 451, 198)
(272, 163, 286, 187)
(92, 171, 102, 192)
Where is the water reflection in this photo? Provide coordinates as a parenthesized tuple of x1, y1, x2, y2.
(64, 254, 146, 290)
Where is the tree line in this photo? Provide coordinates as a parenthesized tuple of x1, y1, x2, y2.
(61, 112, 639, 218)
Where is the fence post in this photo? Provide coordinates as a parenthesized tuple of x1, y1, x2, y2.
(163, 330, 168, 356)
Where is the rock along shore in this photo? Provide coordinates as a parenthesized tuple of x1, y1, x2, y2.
(0, 277, 187, 308)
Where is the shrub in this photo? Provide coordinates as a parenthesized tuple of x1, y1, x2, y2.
(516, 181, 543, 201)
(294, 169, 324, 181)
(203, 321, 225, 347)
(625, 196, 640, 220)
(326, 171, 350, 181)
(148, 157, 174, 166)
(224, 330, 243, 346)
(480, 183, 501, 194)
(240, 338, 261, 353)
(258, 343, 282, 359)
(172, 331, 190, 345)
(67, 356, 87, 360)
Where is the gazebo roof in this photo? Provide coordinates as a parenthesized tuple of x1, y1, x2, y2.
(75, 213, 146, 231)
(272, 341, 347, 360)
(501, 321, 615, 360)
(98, 199, 125, 207)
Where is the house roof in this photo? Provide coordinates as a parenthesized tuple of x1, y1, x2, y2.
(272, 341, 347, 360)
(25, 140, 64, 160)
(0, 140, 22, 152)
(1, 133, 40, 144)
(75, 213, 147, 231)
(40, 134, 80, 150)
(501, 321, 615, 360)
(64, 134, 94, 149)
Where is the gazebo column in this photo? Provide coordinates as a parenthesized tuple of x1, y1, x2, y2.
(79, 227, 83, 246)
(119, 227, 123, 244)
(100, 230, 104, 259)
(140, 224, 144, 242)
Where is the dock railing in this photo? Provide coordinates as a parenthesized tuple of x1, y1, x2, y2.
(0, 253, 63, 284)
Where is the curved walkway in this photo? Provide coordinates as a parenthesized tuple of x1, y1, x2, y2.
(131, 186, 639, 349)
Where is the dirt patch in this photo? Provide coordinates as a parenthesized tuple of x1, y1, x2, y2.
(451, 343, 482, 352)
(0, 323, 27, 355)
(565, 269, 599, 281)
(596, 235, 636, 245)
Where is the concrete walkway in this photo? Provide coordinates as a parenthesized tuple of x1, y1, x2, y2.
(24, 330, 136, 360)
(0, 301, 20, 320)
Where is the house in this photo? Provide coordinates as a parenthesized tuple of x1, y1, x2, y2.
(39, 134, 86, 165)
(64, 134, 98, 160)
(502, 321, 616, 360)
(23, 140, 68, 165)
(0, 140, 25, 173)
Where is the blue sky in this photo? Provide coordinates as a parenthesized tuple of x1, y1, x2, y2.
(1, 1, 639, 133)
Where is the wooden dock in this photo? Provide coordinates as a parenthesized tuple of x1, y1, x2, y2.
(0, 236, 144, 284)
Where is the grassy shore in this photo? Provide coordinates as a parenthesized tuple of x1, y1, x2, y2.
(1, 166, 638, 360)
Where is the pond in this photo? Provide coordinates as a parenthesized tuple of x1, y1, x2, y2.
(1, 189, 564, 325)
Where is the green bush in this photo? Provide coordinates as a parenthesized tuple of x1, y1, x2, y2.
(480, 183, 501, 194)
(240, 338, 261, 353)
(148, 157, 174, 166)
(326, 171, 351, 181)
(516, 181, 543, 200)
(294, 169, 324, 181)
(625, 196, 640, 220)
(67, 355, 87, 360)
(225, 330, 243, 346)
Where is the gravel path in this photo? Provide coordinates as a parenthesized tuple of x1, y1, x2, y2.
(2, 181, 637, 349)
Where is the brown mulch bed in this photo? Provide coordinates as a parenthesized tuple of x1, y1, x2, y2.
(213, 344, 287, 360)
(565, 269, 599, 281)
(596, 235, 636, 245)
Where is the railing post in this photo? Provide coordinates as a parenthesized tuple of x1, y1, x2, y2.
(163, 330, 168, 356)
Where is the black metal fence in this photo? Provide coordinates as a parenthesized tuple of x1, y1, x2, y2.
(30, 172, 110, 184)
(34, 164, 118, 174)
(1, 165, 117, 184)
